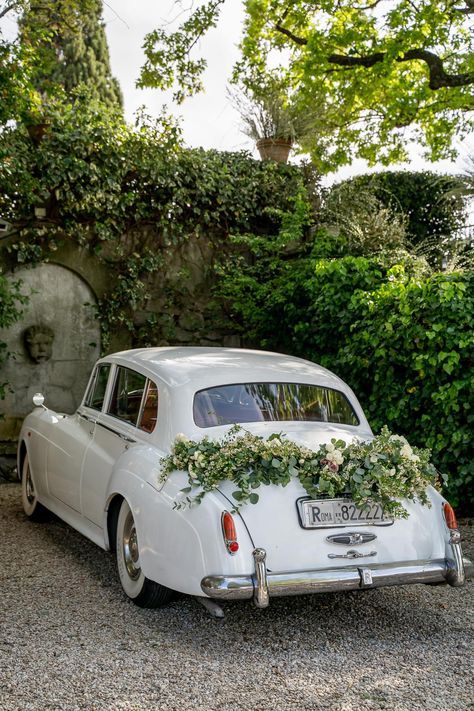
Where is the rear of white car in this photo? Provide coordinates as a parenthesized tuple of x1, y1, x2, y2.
(199, 481, 466, 607)
(146, 349, 469, 608)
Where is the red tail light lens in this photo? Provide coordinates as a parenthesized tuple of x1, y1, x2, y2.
(443, 502, 458, 530)
(221, 511, 239, 555)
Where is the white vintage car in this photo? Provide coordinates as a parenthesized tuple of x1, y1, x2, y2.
(18, 347, 471, 614)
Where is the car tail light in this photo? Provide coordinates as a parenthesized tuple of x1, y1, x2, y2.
(443, 502, 458, 530)
(221, 511, 239, 554)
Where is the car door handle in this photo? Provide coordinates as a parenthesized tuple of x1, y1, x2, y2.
(79, 412, 97, 425)
(118, 432, 136, 443)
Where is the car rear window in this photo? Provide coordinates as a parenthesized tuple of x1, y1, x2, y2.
(193, 382, 359, 428)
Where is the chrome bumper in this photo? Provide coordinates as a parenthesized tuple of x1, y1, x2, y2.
(201, 542, 472, 609)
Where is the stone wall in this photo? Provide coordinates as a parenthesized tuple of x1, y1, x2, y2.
(0, 231, 240, 454)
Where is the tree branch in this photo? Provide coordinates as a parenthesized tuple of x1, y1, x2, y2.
(0, 1, 18, 19)
(328, 48, 474, 89)
(274, 22, 307, 46)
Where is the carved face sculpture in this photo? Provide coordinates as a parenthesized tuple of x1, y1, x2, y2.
(23, 325, 54, 364)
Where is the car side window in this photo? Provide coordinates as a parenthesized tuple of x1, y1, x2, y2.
(84, 364, 111, 411)
(108, 367, 146, 425)
(138, 380, 158, 433)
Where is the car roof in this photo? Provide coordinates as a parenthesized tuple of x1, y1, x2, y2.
(103, 347, 348, 391)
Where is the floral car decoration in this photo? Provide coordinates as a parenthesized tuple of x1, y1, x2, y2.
(161, 425, 441, 519)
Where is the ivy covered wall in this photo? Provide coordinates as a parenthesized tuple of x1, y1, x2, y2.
(0, 100, 310, 347)
(0, 100, 311, 449)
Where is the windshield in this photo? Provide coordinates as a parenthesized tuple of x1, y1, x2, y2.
(193, 382, 359, 428)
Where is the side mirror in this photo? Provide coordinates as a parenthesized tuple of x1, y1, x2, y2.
(32, 393, 45, 408)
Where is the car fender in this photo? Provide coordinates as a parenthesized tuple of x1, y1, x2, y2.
(17, 409, 61, 499)
(104, 454, 255, 597)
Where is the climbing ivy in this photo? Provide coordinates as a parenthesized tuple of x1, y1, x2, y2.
(0, 95, 313, 348)
(0, 274, 28, 399)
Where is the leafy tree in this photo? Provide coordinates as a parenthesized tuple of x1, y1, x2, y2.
(140, 1, 474, 171)
(19, 0, 122, 109)
(0, 1, 36, 123)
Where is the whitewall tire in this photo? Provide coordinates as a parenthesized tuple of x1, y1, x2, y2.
(21, 454, 48, 521)
(115, 498, 174, 608)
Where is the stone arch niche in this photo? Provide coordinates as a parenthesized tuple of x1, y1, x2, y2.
(0, 263, 100, 444)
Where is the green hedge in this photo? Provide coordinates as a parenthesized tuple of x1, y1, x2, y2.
(217, 252, 474, 511)
(334, 268, 474, 511)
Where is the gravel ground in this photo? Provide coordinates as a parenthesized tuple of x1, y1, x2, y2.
(1, 481, 473, 711)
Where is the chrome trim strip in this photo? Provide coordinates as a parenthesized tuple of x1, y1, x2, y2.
(328, 549, 377, 560)
(78, 412, 97, 425)
(201, 556, 465, 603)
(95, 420, 136, 443)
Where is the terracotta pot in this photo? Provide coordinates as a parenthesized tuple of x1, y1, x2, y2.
(256, 138, 292, 163)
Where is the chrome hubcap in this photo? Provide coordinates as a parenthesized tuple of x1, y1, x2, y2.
(25, 467, 35, 504)
(122, 511, 140, 581)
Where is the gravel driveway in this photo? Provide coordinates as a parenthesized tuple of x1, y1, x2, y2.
(1, 481, 473, 711)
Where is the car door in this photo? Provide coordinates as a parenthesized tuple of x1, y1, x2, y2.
(80, 365, 159, 528)
(46, 363, 111, 512)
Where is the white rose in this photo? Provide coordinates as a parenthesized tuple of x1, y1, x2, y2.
(390, 434, 407, 444)
(175, 433, 189, 443)
(400, 443, 413, 459)
(333, 450, 344, 465)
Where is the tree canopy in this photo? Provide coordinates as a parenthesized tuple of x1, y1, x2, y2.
(140, 0, 474, 171)
(19, 0, 122, 108)
(0, 0, 121, 125)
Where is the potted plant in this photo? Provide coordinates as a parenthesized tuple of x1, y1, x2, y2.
(231, 82, 304, 163)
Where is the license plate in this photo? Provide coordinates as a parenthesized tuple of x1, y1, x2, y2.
(299, 497, 392, 529)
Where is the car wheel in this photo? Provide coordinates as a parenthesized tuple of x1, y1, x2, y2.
(21, 454, 49, 521)
(115, 498, 174, 608)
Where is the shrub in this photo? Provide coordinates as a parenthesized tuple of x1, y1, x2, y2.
(334, 270, 474, 511)
(334, 171, 467, 266)
(216, 253, 473, 511)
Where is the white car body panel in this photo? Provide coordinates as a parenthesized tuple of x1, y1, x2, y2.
(18, 347, 469, 605)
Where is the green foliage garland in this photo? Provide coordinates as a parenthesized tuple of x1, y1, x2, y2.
(161, 426, 440, 519)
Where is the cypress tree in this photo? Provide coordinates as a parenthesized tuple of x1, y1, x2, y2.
(20, 0, 123, 110)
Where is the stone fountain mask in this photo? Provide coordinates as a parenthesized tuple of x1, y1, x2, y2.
(23, 324, 54, 364)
